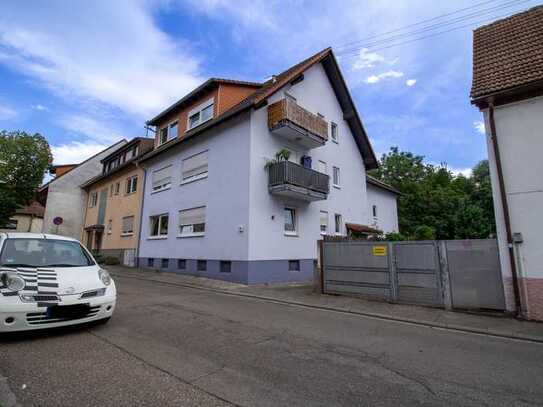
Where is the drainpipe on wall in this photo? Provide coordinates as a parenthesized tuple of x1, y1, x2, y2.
(487, 100, 522, 317)
(134, 162, 147, 268)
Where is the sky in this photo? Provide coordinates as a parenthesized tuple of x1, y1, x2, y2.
(0, 0, 540, 176)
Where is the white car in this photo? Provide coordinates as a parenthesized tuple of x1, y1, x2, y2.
(0, 233, 116, 332)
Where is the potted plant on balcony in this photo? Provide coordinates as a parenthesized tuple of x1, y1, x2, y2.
(264, 148, 291, 169)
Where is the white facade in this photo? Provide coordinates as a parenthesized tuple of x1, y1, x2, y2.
(138, 61, 397, 283)
(42, 141, 126, 239)
(366, 182, 399, 234)
(482, 95, 543, 318)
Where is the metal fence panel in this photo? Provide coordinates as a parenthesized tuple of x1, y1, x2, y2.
(446, 239, 505, 310)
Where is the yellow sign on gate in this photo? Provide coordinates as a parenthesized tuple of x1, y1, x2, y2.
(372, 245, 387, 256)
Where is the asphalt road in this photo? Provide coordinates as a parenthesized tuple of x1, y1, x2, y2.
(1, 274, 543, 407)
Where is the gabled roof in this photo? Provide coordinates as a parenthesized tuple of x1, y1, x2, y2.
(366, 175, 400, 195)
(146, 78, 262, 126)
(100, 137, 154, 163)
(14, 201, 45, 218)
(140, 47, 378, 169)
(471, 5, 543, 102)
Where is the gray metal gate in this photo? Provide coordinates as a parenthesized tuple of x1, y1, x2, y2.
(322, 238, 504, 310)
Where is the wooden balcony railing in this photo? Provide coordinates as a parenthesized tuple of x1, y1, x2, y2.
(268, 98, 328, 143)
(268, 161, 329, 195)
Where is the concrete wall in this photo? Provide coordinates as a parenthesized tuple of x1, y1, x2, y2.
(248, 63, 368, 268)
(366, 183, 399, 234)
(0, 215, 42, 233)
(42, 141, 126, 239)
(483, 95, 543, 319)
(139, 113, 252, 271)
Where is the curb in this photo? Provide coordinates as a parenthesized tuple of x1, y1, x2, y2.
(111, 271, 543, 345)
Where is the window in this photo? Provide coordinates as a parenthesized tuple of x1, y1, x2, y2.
(150, 214, 169, 238)
(372, 205, 378, 218)
(159, 127, 168, 145)
(126, 175, 138, 194)
(2, 219, 18, 230)
(152, 165, 172, 192)
(169, 121, 178, 140)
(335, 214, 343, 235)
(122, 216, 134, 235)
(178, 259, 186, 270)
(331, 122, 338, 143)
(110, 184, 114, 197)
(318, 160, 327, 174)
(147, 258, 154, 267)
(181, 150, 208, 183)
(220, 261, 231, 273)
(158, 121, 177, 146)
(178, 206, 206, 237)
(320, 211, 328, 235)
(161, 258, 169, 268)
(187, 98, 214, 130)
(107, 220, 112, 235)
(89, 192, 98, 207)
(333, 166, 340, 187)
(197, 260, 207, 271)
(289, 260, 300, 272)
(284, 207, 297, 236)
(115, 182, 120, 195)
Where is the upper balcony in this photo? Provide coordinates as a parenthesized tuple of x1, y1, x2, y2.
(268, 160, 329, 202)
(267, 97, 328, 149)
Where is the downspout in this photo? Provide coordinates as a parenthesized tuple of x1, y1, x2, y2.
(134, 162, 147, 268)
(487, 100, 522, 316)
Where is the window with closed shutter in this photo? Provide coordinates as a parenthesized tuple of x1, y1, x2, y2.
(182, 151, 208, 182)
(152, 165, 172, 192)
(178, 206, 206, 237)
(122, 216, 134, 235)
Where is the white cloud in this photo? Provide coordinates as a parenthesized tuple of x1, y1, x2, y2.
(450, 167, 472, 177)
(352, 48, 385, 69)
(0, 103, 16, 120)
(474, 121, 486, 135)
(31, 104, 47, 111)
(365, 70, 404, 84)
(51, 142, 109, 165)
(56, 114, 125, 144)
(405, 79, 417, 87)
(0, 1, 204, 119)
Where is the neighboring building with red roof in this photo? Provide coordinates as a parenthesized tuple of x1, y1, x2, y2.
(136, 47, 397, 283)
(471, 5, 543, 320)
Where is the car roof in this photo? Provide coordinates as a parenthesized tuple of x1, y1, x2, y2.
(0, 232, 79, 242)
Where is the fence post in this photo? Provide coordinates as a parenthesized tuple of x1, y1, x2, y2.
(388, 242, 398, 303)
(438, 240, 453, 310)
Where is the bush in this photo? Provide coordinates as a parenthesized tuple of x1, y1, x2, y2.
(411, 225, 436, 240)
(103, 256, 120, 265)
(383, 232, 407, 241)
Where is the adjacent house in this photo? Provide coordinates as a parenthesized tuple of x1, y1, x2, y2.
(37, 140, 127, 239)
(366, 175, 400, 234)
(0, 201, 45, 233)
(81, 138, 154, 266)
(471, 5, 543, 320)
(136, 47, 398, 284)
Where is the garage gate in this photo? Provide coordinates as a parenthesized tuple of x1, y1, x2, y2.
(321, 239, 505, 310)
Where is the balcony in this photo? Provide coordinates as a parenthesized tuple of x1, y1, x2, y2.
(268, 161, 329, 202)
(268, 97, 328, 148)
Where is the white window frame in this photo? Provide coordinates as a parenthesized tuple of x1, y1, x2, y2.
(334, 213, 343, 235)
(89, 192, 98, 207)
(178, 206, 206, 238)
(121, 215, 135, 236)
(187, 98, 214, 131)
(151, 165, 172, 193)
(158, 121, 178, 146)
(320, 210, 328, 235)
(318, 160, 327, 175)
(149, 213, 169, 239)
(284, 207, 298, 236)
(331, 121, 338, 143)
(126, 175, 138, 194)
(333, 166, 340, 188)
(181, 150, 209, 184)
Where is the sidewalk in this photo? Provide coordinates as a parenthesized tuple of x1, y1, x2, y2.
(107, 266, 543, 343)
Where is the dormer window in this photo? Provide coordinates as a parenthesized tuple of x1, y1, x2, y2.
(187, 98, 214, 131)
(159, 121, 178, 146)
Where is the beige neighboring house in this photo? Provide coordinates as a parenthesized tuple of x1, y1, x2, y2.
(471, 5, 543, 321)
(81, 137, 154, 266)
(0, 201, 45, 233)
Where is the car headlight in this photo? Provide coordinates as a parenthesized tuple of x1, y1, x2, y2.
(1, 272, 25, 292)
(98, 269, 111, 286)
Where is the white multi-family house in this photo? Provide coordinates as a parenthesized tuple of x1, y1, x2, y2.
(471, 6, 543, 320)
(136, 48, 398, 284)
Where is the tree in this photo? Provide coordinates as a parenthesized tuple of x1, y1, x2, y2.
(0, 130, 52, 226)
(369, 148, 496, 240)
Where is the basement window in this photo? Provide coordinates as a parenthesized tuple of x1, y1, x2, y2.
(220, 261, 232, 273)
(289, 260, 300, 272)
(147, 258, 154, 267)
(178, 259, 186, 270)
(197, 260, 207, 272)
(161, 258, 169, 269)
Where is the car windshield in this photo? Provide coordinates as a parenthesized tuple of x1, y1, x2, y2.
(0, 238, 95, 268)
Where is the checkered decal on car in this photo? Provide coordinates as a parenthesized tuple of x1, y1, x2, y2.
(0, 268, 59, 307)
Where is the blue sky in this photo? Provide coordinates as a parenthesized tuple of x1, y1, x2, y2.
(0, 0, 540, 174)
